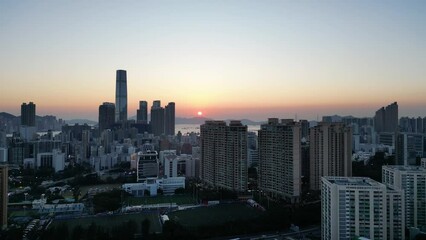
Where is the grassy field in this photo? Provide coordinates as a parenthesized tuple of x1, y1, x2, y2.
(169, 203, 262, 227)
(52, 212, 162, 233)
(126, 194, 196, 206)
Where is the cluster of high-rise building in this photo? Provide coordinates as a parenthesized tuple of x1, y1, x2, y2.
(196, 101, 426, 238)
(321, 163, 426, 240)
(3, 84, 426, 239)
(200, 118, 353, 203)
(97, 70, 175, 137)
(322, 176, 405, 240)
(374, 102, 399, 133)
(3, 70, 179, 170)
(0, 69, 183, 227)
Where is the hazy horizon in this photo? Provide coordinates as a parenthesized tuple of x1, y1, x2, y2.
(1, 103, 422, 123)
(1, 1, 425, 121)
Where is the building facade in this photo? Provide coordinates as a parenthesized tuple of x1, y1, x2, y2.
(165, 102, 175, 136)
(115, 70, 127, 122)
(322, 176, 404, 240)
(310, 122, 352, 191)
(374, 102, 398, 133)
(21, 102, 36, 127)
(98, 102, 115, 132)
(200, 121, 248, 192)
(382, 165, 426, 229)
(150, 100, 164, 136)
(0, 165, 7, 229)
(137, 101, 148, 124)
(137, 150, 159, 182)
(395, 132, 424, 165)
(258, 118, 301, 202)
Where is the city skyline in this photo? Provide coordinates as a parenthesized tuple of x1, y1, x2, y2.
(1, 1, 426, 121)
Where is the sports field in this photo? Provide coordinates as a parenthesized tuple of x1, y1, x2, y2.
(51, 212, 162, 233)
(168, 203, 262, 227)
(126, 194, 196, 206)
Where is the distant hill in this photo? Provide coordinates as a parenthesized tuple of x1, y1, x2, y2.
(231, 119, 265, 125)
(0, 112, 18, 119)
(176, 117, 211, 124)
(64, 119, 97, 125)
(119, 116, 264, 125)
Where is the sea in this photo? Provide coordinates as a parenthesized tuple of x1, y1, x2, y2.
(6, 124, 262, 137)
(176, 124, 261, 135)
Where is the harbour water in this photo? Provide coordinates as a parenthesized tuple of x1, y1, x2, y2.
(176, 124, 261, 135)
(7, 124, 261, 137)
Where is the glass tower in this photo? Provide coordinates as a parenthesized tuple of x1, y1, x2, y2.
(115, 70, 127, 122)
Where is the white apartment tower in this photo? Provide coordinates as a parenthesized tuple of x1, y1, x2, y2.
(310, 122, 352, 191)
(200, 121, 248, 192)
(137, 144, 159, 182)
(322, 176, 405, 240)
(258, 118, 301, 202)
(382, 165, 426, 229)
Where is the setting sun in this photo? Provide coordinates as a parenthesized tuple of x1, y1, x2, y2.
(197, 111, 203, 116)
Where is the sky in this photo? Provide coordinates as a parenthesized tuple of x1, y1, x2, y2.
(0, 0, 425, 121)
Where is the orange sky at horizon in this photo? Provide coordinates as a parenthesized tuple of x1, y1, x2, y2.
(1, 96, 425, 121)
(1, 1, 426, 121)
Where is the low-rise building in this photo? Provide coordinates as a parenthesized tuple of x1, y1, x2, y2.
(122, 177, 185, 197)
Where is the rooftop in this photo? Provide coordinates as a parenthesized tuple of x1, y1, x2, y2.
(324, 176, 381, 187)
(383, 165, 426, 172)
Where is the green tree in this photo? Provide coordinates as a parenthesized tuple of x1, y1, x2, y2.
(93, 189, 128, 213)
(141, 219, 151, 238)
(144, 189, 150, 196)
(71, 225, 84, 240)
(95, 225, 109, 240)
(54, 223, 69, 240)
(157, 188, 164, 195)
(72, 186, 81, 202)
(174, 187, 185, 194)
(86, 222, 97, 240)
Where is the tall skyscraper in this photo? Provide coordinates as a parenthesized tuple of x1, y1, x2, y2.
(21, 102, 36, 126)
(258, 118, 301, 203)
(81, 130, 90, 162)
(137, 101, 148, 124)
(383, 165, 426, 229)
(374, 107, 385, 133)
(0, 165, 7, 229)
(374, 102, 398, 133)
(310, 122, 352, 191)
(200, 121, 248, 192)
(100, 129, 114, 154)
(115, 70, 127, 122)
(395, 132, 424, 165)
(150, 100, 164, 136)
(385, 102, 398, 132)
(98, 102, 115, 132)
(322, 176, 404, 240)
(165, 102, 175, 136)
